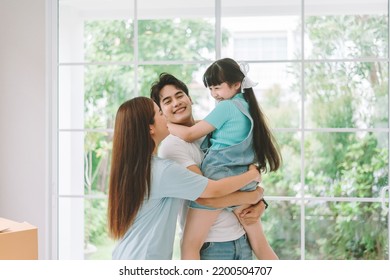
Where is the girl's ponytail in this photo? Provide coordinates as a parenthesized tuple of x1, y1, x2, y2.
(243, 88, 281, 172)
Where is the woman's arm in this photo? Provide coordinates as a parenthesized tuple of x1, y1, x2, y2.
(188, 165, 262, 208)
(199, 165, 260, 198)
(167, 120, 215, 142)
(196, 187, 263, 208)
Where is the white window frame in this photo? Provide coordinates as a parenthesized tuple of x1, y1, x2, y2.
(48, 0, 390, 260)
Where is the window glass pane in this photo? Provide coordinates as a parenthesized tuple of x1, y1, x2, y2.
(263, 131, 301, 197)
(84, 198, 112, 260)
(59, 0, 134, 63)
(305, 201, 389, 260)
(234, 36, 288, 60)
(84, 131, 112, 197)
(304, 62, 388, 129)
(84, 19, 134, 62)
(59, 131, 112, 196)
(138, 0, 215, 61)
(263, 200, 301, 260)
(59, 65, 134, 130)
(250, 62, 301, 128)
(221, 0, 302, 60)
(305, 0, 388, 59)
(305, 132, 389, 198)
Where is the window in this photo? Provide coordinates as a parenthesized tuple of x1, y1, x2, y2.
(234, 35, 288, 60)
(54, 0, 390, 259)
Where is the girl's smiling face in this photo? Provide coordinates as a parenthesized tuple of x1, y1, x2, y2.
(208, 82, 241, 101)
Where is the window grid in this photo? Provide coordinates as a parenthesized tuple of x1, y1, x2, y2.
(53, 0, 390, 260)
(300, 0, 306, 259)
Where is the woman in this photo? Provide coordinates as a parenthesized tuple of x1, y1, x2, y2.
(107, 96, 260, 260)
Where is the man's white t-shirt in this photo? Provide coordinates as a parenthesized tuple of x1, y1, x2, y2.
(159, 134, 245, 242)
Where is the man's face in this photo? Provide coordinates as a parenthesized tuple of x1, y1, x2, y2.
(159, 84, 194, 126)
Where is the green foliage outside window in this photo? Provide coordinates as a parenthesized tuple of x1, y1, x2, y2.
(295, 15, 387, 259)
(82, 15, 388, 260)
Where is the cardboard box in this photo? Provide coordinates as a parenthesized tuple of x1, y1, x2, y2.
(0, 217, 38, 260)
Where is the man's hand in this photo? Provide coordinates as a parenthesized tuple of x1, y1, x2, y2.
(239, 192, 267, 226)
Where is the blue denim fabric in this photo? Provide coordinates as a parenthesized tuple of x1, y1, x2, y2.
(200, 234, 254, 260)
(190, 99, 257, 210)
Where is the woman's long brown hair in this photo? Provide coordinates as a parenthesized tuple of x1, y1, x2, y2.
(108, 97, 156, 239)
(203, 58, 282, 172)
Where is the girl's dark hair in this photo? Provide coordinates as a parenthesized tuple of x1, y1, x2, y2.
(203, 58, 281, 172)
(108, 97, 156, 239)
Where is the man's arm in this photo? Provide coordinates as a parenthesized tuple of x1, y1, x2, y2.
(238, 198, 267, 225)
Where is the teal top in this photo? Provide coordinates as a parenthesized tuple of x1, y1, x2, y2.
(112, 156, 208, 260)
(204, 93, 251, 149)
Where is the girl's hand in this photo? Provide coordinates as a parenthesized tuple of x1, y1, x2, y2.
(249, 164, 261, 183)
(167, 123, 174, 135)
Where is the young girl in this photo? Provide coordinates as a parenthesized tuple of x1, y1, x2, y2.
(167, 58, 282, 260)
(107, 96, 261, 259)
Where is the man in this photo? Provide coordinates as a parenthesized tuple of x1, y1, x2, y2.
(150, 73, 267, 260)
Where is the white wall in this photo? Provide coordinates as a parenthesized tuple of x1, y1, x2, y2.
(0, 0, 48, 259)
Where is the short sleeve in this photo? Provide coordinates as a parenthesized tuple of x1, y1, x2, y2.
(204, 101, 236, 129)
(151, 159, 208, 201)
(159, 136, 198, 168)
